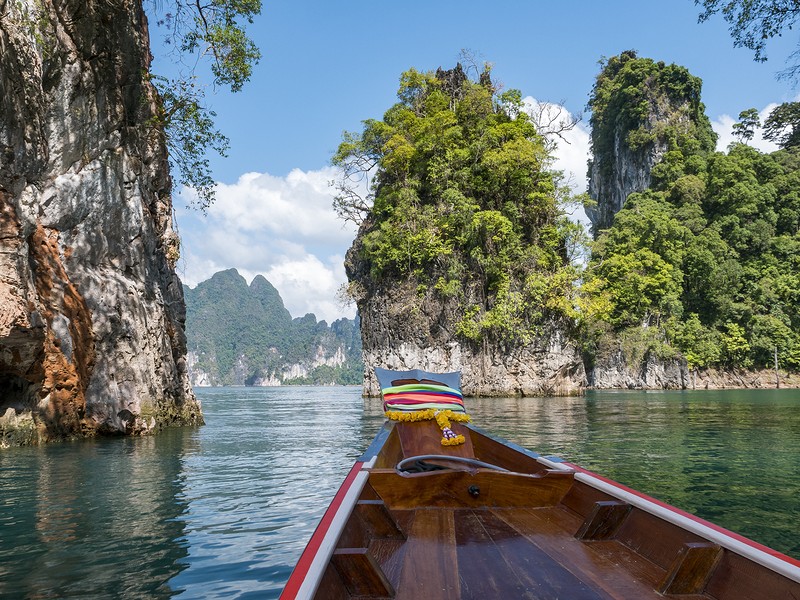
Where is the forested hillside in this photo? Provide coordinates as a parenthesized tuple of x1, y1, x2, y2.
(582, 51, 800, 375)
(183, 269, 362, 386)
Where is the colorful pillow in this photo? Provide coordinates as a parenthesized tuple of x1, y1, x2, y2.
(375, 368, 465, 413)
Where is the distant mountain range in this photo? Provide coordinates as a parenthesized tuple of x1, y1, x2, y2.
(182, 269, 363, 386)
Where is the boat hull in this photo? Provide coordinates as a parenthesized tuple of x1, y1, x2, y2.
(281, 420, 800, 599)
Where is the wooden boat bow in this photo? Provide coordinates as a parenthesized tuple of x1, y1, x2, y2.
(282, 369, 800, 599)
(281, 419, 800, 599)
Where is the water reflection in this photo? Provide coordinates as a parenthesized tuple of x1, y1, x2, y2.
(0, 429, 195, 598)
(167, 386, 384, 599)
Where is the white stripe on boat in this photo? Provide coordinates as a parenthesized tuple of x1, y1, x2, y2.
(295, 456, 377, 599)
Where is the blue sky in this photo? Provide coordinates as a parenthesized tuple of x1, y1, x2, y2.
(151, 1, 799, 323)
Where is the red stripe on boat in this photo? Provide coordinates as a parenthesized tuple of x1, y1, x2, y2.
(564, 461, 800, 568)
(280, 460, 364, 599)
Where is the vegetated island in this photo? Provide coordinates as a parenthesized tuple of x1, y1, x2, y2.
(334, 53, 800, 395)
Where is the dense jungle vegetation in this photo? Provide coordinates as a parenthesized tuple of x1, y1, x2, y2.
(583, 52, 800, 372)
(338, 54, 800, 373)
(334, 64, 584, 345)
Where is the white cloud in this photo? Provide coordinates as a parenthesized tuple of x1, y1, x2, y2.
(174, 166, 358, 323)
(261, 254, 349, 324)
(711, 103, 781, 153)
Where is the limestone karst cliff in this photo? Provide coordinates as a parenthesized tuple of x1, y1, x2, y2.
(348, 252, 586, 397)
(341, 65, 586, 397)
(582, 51, 800, 389)
(0, 0, 202, 445)
(586, 50, 716, 234)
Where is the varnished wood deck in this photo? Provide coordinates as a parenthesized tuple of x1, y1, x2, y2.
(304, 421, 800, 600)
(323, 502, 710, 599)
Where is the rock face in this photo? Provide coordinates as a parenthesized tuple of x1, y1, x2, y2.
(0, 0, 202, 445)
(586, 125, 667, 234)
(348, 250, 586, 398)
(689, 368, 800, 390)
(589, 349, 689, 390)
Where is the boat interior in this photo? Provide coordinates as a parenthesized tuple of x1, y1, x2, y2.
(313, 420, 797, 600)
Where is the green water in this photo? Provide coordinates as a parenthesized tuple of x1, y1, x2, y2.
(0, 387, 797, 598)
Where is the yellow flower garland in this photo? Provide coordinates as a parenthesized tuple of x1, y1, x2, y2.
(385, 409, 470, 446)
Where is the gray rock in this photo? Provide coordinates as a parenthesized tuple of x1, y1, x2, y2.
(589, 349, 689, 390)
(0, 0, 201, 445)
(350, 274, 586, 397)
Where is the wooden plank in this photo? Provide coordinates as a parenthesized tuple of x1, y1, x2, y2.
(395, 509, 460, 600)
(467, 428, 548, 475)
(453, 509, 537, 599)
(575, 500, 632, 540)
(373, 426, 403, 469)
(494, 507, 668, 598)
(336, 507, 369, 549)
(312, 563, 350, 600)
(332, 547, 394, 598)
(357, 500, 405, 540)
(367, 469, 573, 510)
(360, 481, 382, 501)
(615, 507, 705, 570)
(560, 478, 616, 519)
(368, 538, 407, 589)
(659, 542, 721, 594)
(705, 550, 800, 600)
(456, 509, 608, 600)
(396, 421, 475, 461)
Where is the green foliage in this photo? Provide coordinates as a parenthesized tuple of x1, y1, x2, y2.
(150, 75, 229, 211)
(763, 102, 800, 149)
(584, 52, 800, 373)
(671, 314, 721, 369)
(148, 0, 262, 208)
(337, 63, 582, 344)
(696, 1, 800, 71)
(732, 108, 760, 144)
(588, 51, 716, 184)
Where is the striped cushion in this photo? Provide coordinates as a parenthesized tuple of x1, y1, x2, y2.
(382, 383, 465, 413)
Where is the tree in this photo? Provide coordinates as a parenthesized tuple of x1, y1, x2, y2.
(148, 1, 262, 210)
(763, 101, 800, 148)
(337, 63, 583, 343)
(584, 52, 800, 373)
(696, 0, 800, 82)
(732, 107, 761, 143)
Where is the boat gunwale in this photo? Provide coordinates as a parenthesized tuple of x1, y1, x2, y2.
(471, 423, 800, 581)
(279, 456, 377, 600)
(282, 419, 800, 599)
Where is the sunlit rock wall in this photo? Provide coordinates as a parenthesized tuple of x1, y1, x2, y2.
(0, 0, 201, 445)
(347, 259, 586, 398)
(586, 124, 668, 234)
(588, 348, 689, 390)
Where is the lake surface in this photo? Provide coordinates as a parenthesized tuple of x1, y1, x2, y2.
(1, 387, 798, 598)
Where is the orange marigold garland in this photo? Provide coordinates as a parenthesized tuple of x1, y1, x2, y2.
(385, 409, 470, 446)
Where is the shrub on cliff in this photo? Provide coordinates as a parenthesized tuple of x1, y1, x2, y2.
(583, 52, 800, 372)
(334, 63, 583, 344)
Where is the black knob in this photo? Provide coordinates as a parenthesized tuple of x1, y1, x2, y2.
(468, 485, 480, 498)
